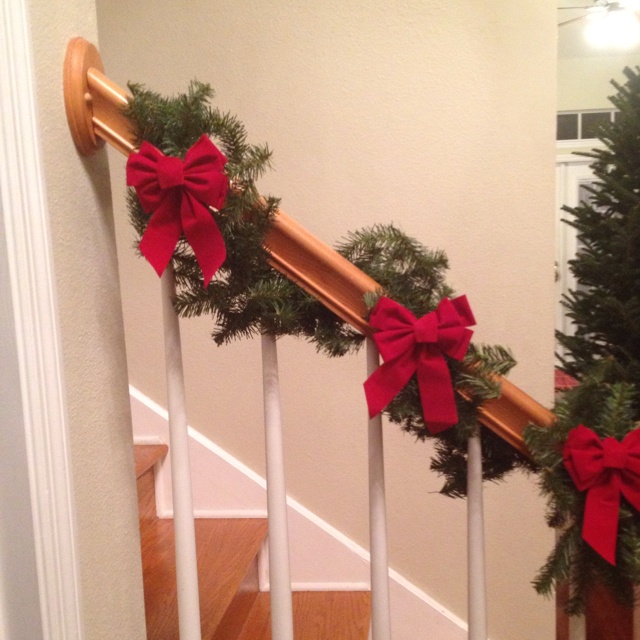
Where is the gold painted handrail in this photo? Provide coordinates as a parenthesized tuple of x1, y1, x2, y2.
(63, 37, 555, 456)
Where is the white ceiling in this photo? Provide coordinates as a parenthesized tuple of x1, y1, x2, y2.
(557, 1, 640, 58)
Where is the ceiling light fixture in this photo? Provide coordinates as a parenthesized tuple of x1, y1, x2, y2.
(583, 1, 640, 48)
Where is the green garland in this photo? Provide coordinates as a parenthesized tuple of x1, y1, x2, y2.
(125, 81, 531, 497)
(525, 362, 640, 614)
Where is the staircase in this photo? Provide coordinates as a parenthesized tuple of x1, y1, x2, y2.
(61, 37, 639, 640)
(134, 444, 372, 640)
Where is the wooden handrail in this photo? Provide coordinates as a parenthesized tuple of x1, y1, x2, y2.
(63, 37, 555, 456)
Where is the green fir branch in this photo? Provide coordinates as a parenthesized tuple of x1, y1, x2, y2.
(526, 368, 640, 614)
(124, 80, 528, 501)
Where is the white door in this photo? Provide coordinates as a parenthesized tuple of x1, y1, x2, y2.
(555, 156, 596, 361)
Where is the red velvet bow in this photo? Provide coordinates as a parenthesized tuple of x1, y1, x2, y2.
(126, 135, 229, 286)
(563, 424, 640, 564)
(364, 296, 475, 433)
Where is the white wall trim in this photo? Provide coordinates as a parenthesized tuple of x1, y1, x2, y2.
(556, 154, 593, 165)
(556, 138, 601, 150)
(193, 509, 268, 518)
(130, 385, 468, 638)
(0, 4, 83, 639)
(388, 567, 467, 630)
(290, 582, 371, 591)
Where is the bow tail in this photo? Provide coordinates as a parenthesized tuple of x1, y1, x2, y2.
(139, 198, 183, 277)
(364, 352, 417, 419)
(417, 353, 459, 434)
(182, 194, 226, 287)
(583, 478, 622, 565)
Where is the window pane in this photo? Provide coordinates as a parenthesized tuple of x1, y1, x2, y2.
(557, 113, 578, 140)
(581, 112, 610, 139)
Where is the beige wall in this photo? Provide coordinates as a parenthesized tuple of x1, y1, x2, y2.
(26, 1, 146, 638)
(96, 2, 557, 638)
(558, 52, 640, 111)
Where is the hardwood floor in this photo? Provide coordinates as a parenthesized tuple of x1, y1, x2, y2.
(135, 444, 168, 480)
(237, 592, 371, 640)
(134, 444, 371, 640)
(140, 517, 267, 640)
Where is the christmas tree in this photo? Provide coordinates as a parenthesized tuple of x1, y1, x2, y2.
(525, 67, 640, 612)
(557, 66, 640, 402)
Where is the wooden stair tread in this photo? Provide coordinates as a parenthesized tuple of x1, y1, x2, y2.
(237, 591, 371, 640)
(141, 517, 267, 640)
(134, 444, 168, 479)
(135, 444, 371, 640)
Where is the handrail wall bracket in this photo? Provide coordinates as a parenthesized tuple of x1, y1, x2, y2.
(63, 37, 134, 157)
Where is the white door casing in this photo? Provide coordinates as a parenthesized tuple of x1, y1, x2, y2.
(555, 154, 596, 361)
(0, 1, 84, 638)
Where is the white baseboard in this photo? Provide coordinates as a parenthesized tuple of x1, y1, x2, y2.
(129, 385, 468, 639)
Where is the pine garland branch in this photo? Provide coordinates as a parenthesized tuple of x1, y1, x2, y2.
(526, 368, 640, 613)
(124, 80, 529, 500)
(533, 526, 580, 600)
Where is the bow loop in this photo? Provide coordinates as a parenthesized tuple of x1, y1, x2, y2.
(563, 425, 604, 489)
(364, 295, 475, 433)
(563, 424, 640, 564)
(182, 135, 229, 209)
(126, 135, 228, 286)
(434, 297, 461, 326)
(437, 325, 473, 360)
(434, 296, 475, 360)
(369, 297, 418, 362)
(444, 294, 475, 328)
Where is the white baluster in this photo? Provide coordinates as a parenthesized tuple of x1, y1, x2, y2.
(467, 426, 487, 640)
(261, 333, 295, 640)
(367, 338, 392, 640)
(568, 612, 586, 640)
(563, 546, 585, 640)
(633, 585, 640, 640)
(161, 268, 202, 640)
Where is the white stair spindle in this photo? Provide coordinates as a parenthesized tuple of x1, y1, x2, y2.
(564, 539, 586, 640)
(634, 586, 640, 640)
(366, 338, 392, 640)
(161, 268, 202, 640)
(568, 613, 586, 640)
(261, 333, 295, 640)
(467, 426, 487, 640)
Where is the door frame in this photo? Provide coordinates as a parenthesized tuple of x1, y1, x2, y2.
(0, 2, 83, 638)
(555, 153, 596, 361)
